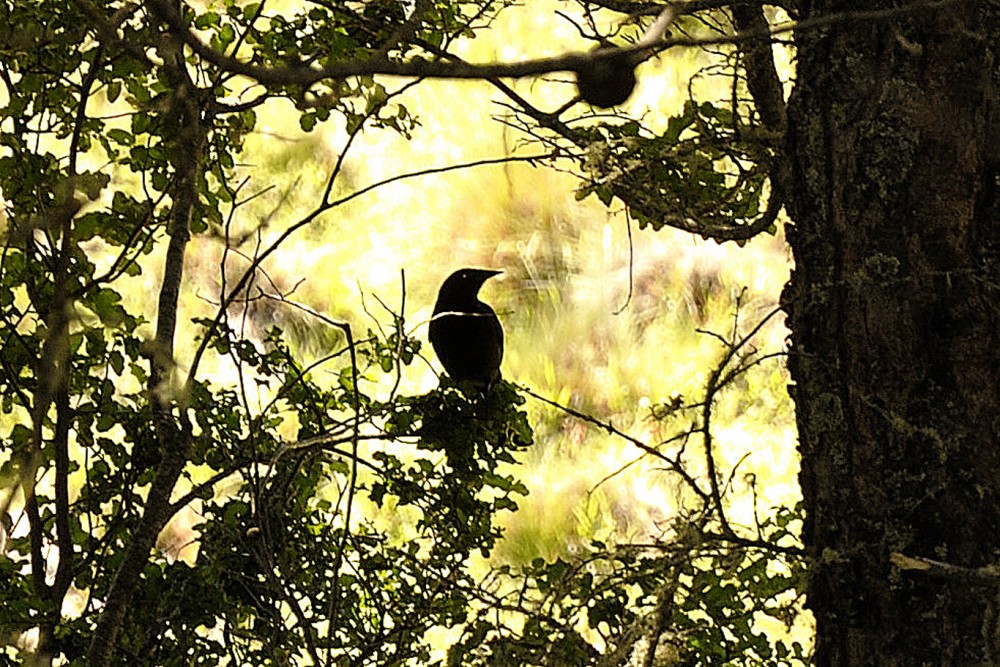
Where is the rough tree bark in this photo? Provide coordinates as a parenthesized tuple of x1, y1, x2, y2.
(783, 1, 1000, 664)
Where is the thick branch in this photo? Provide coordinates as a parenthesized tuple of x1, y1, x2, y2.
(731, 1, 787, 132)
(132, 0, 957, 88)
(87, 28, 206, 667)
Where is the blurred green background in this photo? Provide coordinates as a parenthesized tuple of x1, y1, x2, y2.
(113, 0, 798, 588)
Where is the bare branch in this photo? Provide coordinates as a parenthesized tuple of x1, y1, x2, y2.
(127, 0, 961, 87)
(517, 383, 712, 502)
(891, 552, 1000, 587)
(325, 319, 361, 638)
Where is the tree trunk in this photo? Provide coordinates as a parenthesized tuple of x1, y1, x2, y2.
(783, 2, 1000, 664)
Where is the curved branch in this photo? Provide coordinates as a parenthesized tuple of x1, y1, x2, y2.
(133, 0, 959, 87)
(324, 321, 361, 637)
(699, 304, 783, 540)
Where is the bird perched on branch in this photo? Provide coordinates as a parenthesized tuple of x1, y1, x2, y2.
(429, 268, 503, 389)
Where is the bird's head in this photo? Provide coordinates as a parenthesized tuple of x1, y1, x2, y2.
(436, 268, 502, 305)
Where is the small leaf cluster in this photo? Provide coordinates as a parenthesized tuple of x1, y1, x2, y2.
(577, 100, 771, 239)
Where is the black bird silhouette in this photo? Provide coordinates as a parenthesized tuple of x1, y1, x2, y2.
(429, 268, 503, 387)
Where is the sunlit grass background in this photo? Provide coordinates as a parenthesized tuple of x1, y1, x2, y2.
(105, 0, 804, 652)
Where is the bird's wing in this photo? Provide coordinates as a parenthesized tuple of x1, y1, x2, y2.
(488, 307, 503, 359)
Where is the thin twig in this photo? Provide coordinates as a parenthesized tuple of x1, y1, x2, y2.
(517, 384, 711, 502)
(325, 320, 361, 643)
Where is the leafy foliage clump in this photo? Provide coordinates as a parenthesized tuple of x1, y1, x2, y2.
(108, 321, 536, 665)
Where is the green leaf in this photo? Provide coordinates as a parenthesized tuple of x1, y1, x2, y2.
(194, 11, 221, 29)
(106, 80, 122, 103)
(106, 128, 133, 146)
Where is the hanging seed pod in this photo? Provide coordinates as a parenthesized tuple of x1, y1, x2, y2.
(574, 46, 637, 108)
